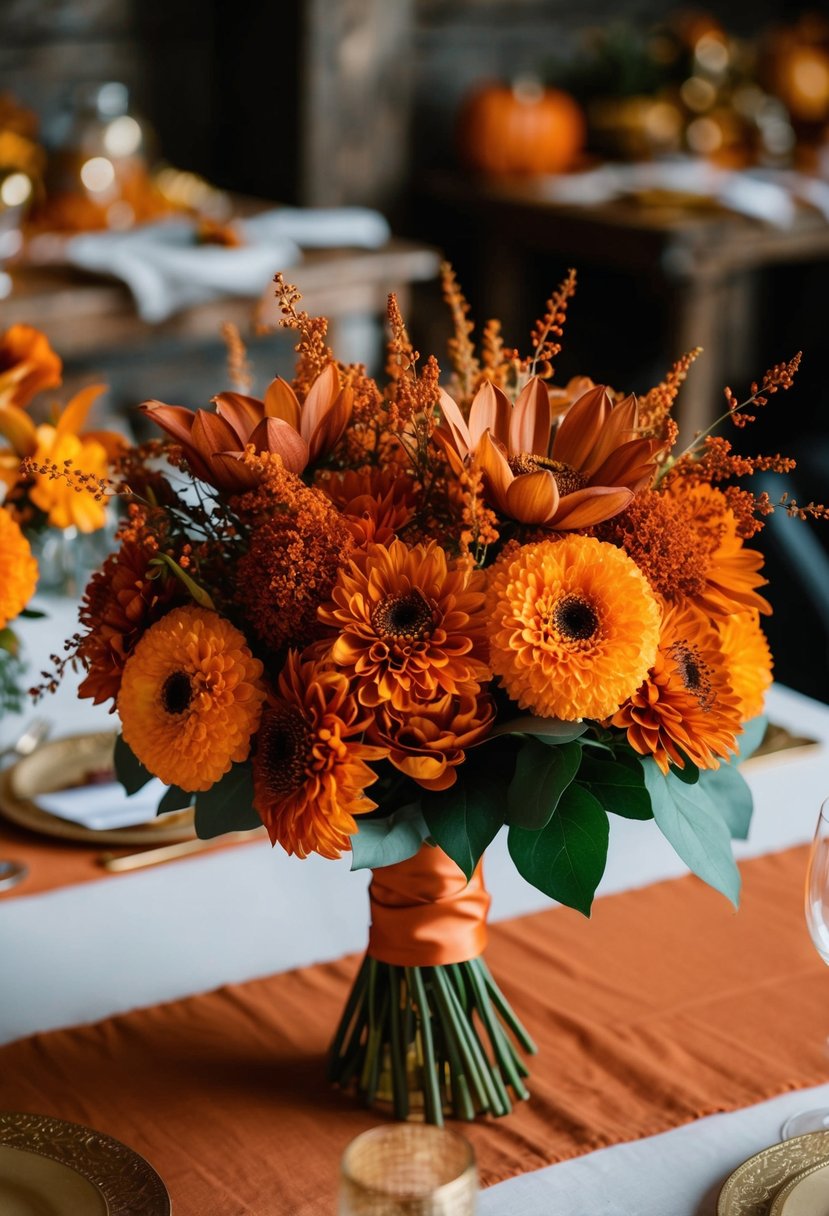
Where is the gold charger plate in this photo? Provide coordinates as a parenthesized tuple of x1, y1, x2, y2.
(0, 732, 195, 846)
(770, 1158, 829, 1215)
(718, 1131, 829, 1216)
(0, 1112, 171, 1214)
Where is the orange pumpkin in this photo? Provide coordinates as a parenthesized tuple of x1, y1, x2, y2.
(458, 79, 585, 176)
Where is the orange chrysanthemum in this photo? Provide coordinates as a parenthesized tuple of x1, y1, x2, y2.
(317, 464, 418, 547)
(716, 611, 773, 720)
(487, 535, 661, 720)
(118, 606, 265, 791)
(318, 539, 490, 711)
(611, 604, 743, 773)
(0, 324, 62, 410)
(370, 685, 496, 791)
(252, 650, 385, 859)
(597, 483, 770, 619)
(0, 506, 38, 629)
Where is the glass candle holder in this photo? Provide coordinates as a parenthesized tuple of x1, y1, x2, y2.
(339, 1124, 477, 1216)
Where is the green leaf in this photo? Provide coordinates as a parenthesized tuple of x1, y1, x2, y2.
(157, 785, 194, 816)
(642, 758, 740, 907)
(507, 738, 582, 830)
(578, 754, 653, 820)
(422, 773, 507, 880)
(485, 715, 587, 745)
(194, 763, 262, 839)
(19, 607, 46, 619)
(669, 755, 700, 785)
(113, 734, 153, 795)
(508, 784, 609, 915)
(698, 762, 754, 841)
(351, 803, 429, 871)
(150, 552, 216, 609)
(736, 715, 768, 763)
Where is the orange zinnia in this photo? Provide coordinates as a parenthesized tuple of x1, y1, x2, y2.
(437, 377, 662, 528)
(143, 363, 352, 492)
(252, 650, 385, 859)
(0, 324, 62, 410)
(716, 611, 773, 720)
(370, 685, 496, 791)
(487, 535, 661, 720)
(0, 506, 38, 629)
(318, 539, 490, 711)
(118, 606, 265, 791)
(612, 604, 743, 773)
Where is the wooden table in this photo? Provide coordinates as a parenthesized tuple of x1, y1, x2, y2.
(427, 172, 829, 440)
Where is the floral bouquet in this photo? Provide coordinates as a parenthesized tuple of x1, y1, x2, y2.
(46, 270, 822, 1124)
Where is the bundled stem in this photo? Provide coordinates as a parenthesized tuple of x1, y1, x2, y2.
(328, 955, 537, 1125)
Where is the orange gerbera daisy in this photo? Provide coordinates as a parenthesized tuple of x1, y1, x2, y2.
(716, 611, 773, 720)
(487, 535, 661, 720)
(118, 606, 265, 791)
(598, 483, 770, 619)
(612, 604, 743, 773)
(318, 539, 490, 711)
(252, 650, 385, 859)
(0, 324, 62, 410)
(437, 378, 662, 528)
(0, 506, 38, 629)
(370, 685, 496, 791)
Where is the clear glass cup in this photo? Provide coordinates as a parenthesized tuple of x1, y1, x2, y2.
(339, 1124, 477, 1216)
(782, 797, 829, 1139)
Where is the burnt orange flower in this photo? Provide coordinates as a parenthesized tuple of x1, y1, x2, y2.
(143, 362, 353, 491)
(612, 604, 743, 773)
(437, 378, 661, 528)
(716, 611, 773, 720)
(319, 539, 490, 711)
(370, 685, 495, 791)
(252, 650, 385, 859)
(118, 606, 265, 791)
(487, 535, 661, 720)
(0, 506, 38, 629)
(0, 324, 61, 410)
(317, 464, 418, 547)
(598, 483, 771, 619)
(547, 375, 597, 416)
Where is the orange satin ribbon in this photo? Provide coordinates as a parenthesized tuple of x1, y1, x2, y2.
(368, 844, 491, 967)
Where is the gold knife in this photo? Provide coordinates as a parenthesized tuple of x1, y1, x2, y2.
(99, 829, 264, 872)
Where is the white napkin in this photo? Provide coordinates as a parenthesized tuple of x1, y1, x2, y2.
(65, 206, 391, 323)
(36, 778, 168, 831)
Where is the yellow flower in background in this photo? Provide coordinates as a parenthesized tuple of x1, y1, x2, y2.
(716, 611, 773, 721)
(0, 506, 38, 629)
(487, 535, 661, 720)
(118, 606, 266, 792)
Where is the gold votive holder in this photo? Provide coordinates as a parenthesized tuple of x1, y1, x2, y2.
(339, 1124, 477, 1216)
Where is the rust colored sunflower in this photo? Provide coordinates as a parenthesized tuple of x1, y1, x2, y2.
(716, 611, 773, 720)
(318, 539, 490, 711)
(611, 604, 743, 773)
(252, 650, 386, 859)
(118, 606, 265, 791)
(370, 685, 496, 791)
(596, 483, 770, 619)
(0, 506, 38, 629)
(487, 535, 661, 720)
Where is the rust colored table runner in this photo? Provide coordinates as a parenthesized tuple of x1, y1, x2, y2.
(2, 845, 827, 1215)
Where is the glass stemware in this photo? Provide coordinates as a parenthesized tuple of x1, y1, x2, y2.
(782, 798, 829, 1140)
(339, 1124, 477, 1216)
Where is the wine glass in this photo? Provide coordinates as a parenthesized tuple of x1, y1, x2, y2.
(339, 1124, 477, 1216)
(782, 797, 829, 1139)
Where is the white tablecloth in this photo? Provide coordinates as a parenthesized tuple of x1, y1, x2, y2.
(2, 597, 829, 1214)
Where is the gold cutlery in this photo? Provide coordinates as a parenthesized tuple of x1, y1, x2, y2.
(98, 829, 264, 872)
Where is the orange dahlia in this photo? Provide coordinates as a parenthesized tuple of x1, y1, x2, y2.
(487, 535, 661, 720)
(318, 539, 490, 711)
(118, 606, 265, 791)
(317, 464, 418, 547)
(0, 506, 38, 629)
(252, 650, 386, 858)
(370, 685, 496, 791)
(716, 611, 773, 720)
(0, 324, 62, 410)
(611, 604, 743, 773)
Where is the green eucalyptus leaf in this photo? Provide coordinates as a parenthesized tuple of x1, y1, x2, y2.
(485, 715, 587, 745)
(157, 784, 194, 816)
(422, 774, 507, 880)
(736, 715, 768, 763)
(351, 803, 430, 872)
(113, 734, 153, 795)
(578, 754, 653, 820)
(507, 738, 581, 830)
(194, 763, 262, 839)
(642, 758, 740, 907)
(669, 756, 700, 786)
(698, 761, 754, 841)
(508, 784, 609, 916)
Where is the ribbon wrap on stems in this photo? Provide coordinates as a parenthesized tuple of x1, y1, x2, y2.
(368, 844, 491, 966)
